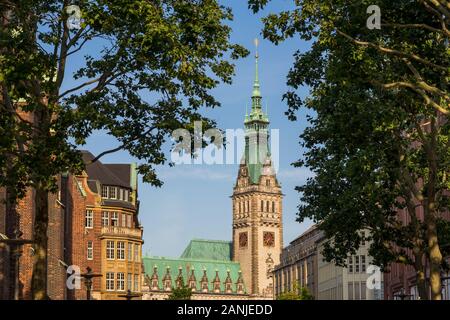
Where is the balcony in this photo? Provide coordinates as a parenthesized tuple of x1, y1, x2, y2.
(101, 226, 142, 240)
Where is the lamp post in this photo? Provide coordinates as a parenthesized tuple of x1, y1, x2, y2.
(0, 229, 33, 300)
(118, 289, 143, 301)
(80, 267, 102, 300)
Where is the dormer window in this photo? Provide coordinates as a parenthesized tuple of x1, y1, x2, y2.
(102, 185, 108, 198)
(109, 187, 117, 199)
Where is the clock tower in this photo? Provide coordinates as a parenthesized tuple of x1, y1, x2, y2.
(232, 40, 283, 298)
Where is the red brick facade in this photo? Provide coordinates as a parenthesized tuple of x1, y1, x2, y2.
(0, 154, 143, 300)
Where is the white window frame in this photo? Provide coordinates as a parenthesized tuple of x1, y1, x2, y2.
(87, 241, 93, 260)
(85, 209, 93, 229)
(102, 211, 109, 227)
(111, 212, 118, 226)
(106, 241, 115, 260)
(128, 243, 133, 261)
(106, 272, 115, 291)
(134, 244, 139, 262)
(121, 213, 126, 227)
(117, 272, 125, 291)
(117, 241, 125, 260)
(134, 274, 139, 292)
(109, 187, 117, 199)
(128, 273, 133, 291)
(102, 185, 109, 198)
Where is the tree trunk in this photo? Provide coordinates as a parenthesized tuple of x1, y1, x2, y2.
(30, 184, 49, 300)
(427, 212, 443, 300)
(413, 250, 428, 300)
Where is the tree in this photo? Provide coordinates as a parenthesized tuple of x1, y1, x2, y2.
(248, 0, 450, 299)
(167, 282, 193, 300)
(277, 283, 314, 300)
(0, 0, 247, 299)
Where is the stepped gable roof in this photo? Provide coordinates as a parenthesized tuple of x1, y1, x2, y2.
(143, 239, 246, 293)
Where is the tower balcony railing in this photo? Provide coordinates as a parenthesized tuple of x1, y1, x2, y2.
(101, 226, 142, 239)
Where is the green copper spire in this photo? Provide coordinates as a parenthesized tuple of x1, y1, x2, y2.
(251, 39, 262, 112)
(252, 39, 261, 98)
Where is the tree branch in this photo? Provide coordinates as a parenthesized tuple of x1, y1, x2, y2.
(336, 29, 448, 73)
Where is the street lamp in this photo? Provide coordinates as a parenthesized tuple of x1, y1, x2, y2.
(80, 267, 102, 300)
(0, 229, 33, 300)
(118, 289, 143, 301)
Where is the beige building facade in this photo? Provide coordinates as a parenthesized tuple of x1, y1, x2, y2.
(317, 231, 383, 300)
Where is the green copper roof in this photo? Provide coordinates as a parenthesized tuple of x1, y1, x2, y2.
(180, 239, 232, 261)
(143, 239, 246, 293)
(142, 256, 246, 293)
(241, 44, 272, 185)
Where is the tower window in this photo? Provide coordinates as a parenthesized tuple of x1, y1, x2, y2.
(266, 179, 270, 186)
(261, 200, 264, 212)
(272, 201, 275, 213)
(266, 201, 269, 212)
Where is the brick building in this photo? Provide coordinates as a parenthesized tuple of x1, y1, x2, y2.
(383, 206, 450, 300)
(0, 151, 144, 299)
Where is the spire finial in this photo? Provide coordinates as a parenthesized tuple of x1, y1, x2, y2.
(252, 38, 261, 99)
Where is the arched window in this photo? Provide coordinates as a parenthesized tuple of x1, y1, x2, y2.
(272, 201, 275, 213)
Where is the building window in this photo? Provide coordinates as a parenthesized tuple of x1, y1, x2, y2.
(266, 179, 270, 186)
(128, 273, 133, 291)
(87, 241, 93, 260)
(134, 274, 139, 292)
(117, 272, 125, 291)
(111, 212, 118, 226)
(361, 282, 367, 300)
(106, 241, 115, 260)
(121, 213, 126, 227)
(102, 211, 109, 227)
(355, 256, 360, 273)
(361, 255, 366, 273)
(348, 282, 353, 300)
(119, 188, 123, 201)
(106, 272, 115, 291)
(117, 241, 125, 260)
(85, 210, 93, 228)
(109, 187, 117, 199)
(261, 200, 264, 212)
(102, 185, 108, 198)
(348, 256, 353, 273)
(127, 214, 132, 228)
(124, 189, 129, 202)
(266, 201, 269, 212)
(355, 282, 361, 300)
(128, 243, 133, 261)
(272, 201, 275, 213)
(134, 244, 139, 262)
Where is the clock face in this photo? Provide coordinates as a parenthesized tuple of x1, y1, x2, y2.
(263, 232, 275, 247)
(239, 232, 248, 248)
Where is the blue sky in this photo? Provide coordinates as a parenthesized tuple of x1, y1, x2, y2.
(70, 1, 314, 257)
